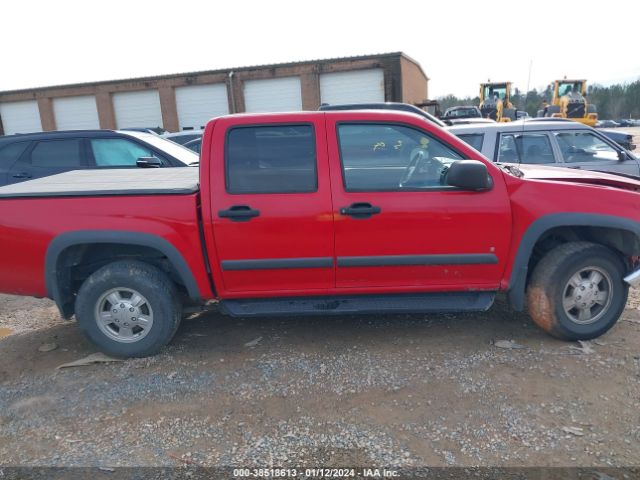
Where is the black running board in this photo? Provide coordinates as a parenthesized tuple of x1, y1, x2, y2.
(220, 292, 495, 317)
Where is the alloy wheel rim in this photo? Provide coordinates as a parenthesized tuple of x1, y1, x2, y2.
(94, 288, 154, 343)
(562, 266, 613, 325)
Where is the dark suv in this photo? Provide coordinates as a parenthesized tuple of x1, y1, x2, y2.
(0, 130, 198, 187)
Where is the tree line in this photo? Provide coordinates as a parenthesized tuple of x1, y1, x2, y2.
(437, 80, 640, 120)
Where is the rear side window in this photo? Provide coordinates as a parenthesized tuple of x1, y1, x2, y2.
(90, 139, 152, 167)
(0, 141, 29, 166)
(457, 133, 484, 151)
(497, 133, 555, 164)
(226, 125, 317, 194)
(31, 139, 82, 167)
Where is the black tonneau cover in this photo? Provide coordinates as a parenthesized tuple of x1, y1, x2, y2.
(0, 168, 200, 198)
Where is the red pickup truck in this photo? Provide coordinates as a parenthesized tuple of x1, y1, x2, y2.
(1, 110, 639, 357)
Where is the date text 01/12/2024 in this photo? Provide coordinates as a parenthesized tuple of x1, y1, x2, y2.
(232, 467, 400, 477)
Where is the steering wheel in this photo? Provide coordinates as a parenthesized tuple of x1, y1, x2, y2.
(399, 149, 427, 187)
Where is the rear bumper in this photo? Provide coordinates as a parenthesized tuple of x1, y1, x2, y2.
(624, 269, 640, 288)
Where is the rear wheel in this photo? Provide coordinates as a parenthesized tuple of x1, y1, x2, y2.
(75, 260, 182, 357)
(526, 242, 627, 340)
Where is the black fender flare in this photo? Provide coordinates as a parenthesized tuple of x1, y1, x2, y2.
(507, 213, 640, 311)
(45, 230, 202, 317)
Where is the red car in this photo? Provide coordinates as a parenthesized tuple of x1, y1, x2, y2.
(0, 110, 639, 357)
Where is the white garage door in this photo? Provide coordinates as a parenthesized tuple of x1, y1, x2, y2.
(0, 100, 42, 135)
(113, 90, 163, 129)
(53, 95, 100, 130)
(320, 69, 385, 105)
(244, 77, 302, 112)
(175, 84, 228, 130)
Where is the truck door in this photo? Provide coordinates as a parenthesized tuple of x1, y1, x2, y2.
(325, 113, 512, 291)
(208, 114, 334, 294)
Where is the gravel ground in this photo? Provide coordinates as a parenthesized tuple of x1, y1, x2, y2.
(1, 292, 639, 468)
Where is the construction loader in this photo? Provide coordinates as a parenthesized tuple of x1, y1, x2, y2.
(479, 82, 516, 122)
(537, 79, 598, 127)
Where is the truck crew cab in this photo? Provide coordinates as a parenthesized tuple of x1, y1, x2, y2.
(0, 110, 639, 357)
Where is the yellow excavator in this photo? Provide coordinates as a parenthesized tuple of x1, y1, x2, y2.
(479, 81, 516, 122)
(538, 78, 598, 127)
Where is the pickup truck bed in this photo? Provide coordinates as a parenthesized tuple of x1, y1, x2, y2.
(0, 168, 199, 198)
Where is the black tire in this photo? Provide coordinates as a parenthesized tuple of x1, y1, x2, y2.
(75, 260, 182, 357)
(526, 242, 628, 340)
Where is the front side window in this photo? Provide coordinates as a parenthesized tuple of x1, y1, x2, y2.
(337, 123, 463, 191)
(555, 131, 618, 163)
(226, 125, 317, 194)
(30, 139, 82, 167)
(90, 139, 153, 167)
(497, 133, 555, 164)
(457, 133, 484, 152)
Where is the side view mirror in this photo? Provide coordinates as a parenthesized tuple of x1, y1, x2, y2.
(136, 156, 162, 168)
(618, 150, 628, 161)
(446, 160, 490, 191)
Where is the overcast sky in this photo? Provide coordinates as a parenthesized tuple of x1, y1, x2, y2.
(2, 0, 638, 98)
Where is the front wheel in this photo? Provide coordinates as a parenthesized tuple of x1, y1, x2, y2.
(526, 242, 628, 340)
(75, 260, 182, 357)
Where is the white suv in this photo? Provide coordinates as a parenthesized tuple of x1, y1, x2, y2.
(448, 120, 639, 176)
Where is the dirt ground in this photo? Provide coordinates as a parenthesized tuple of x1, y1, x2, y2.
(1, 290, 639, 469)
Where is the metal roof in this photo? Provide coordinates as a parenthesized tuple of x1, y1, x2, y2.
(0, 52, 420, 96)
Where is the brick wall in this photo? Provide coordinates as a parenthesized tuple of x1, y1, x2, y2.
(0, 53, 429, 133)
(400, 55, 429, 105)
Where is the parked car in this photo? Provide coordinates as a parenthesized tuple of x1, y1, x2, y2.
(0, 130, 198, 187)
(448, 120, 639, 176)
(441, 106, 482, 120)
(120, 127, 167, 135)
(319, 102, 446, 127)
(596, 120, 620, 128)
(600, 129, 636, 151)
(183, 137, 202, 154)
(163, 130, 203, 146)
(442, 118, 495, 126)
(616, 119, 635, 127)
(1, 110, 640, 357)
